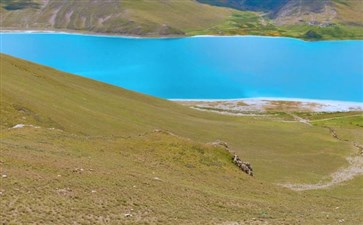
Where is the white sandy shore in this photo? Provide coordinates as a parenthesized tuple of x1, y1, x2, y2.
(0, 29, 340, 42)
(3, 30, 361, 43)
(0, 29, 188, 39)
(0, 30, 292, 41)
(0, 30, 148, 39)
(172, 98, 363, 112)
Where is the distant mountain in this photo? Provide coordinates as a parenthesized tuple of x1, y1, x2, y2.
(197, 0, 361, 26)
(1, 0, 362, 39)
(0, 0, 238, 36)
(197, 0, 290, 12)
(271, 0, 334, 25)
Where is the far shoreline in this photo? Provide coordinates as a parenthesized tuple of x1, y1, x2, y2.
(171, 97, 363, 112)
(1, 29, 362, 42)
(170, 97, 363, 104)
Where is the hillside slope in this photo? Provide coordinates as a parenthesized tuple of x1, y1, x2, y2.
(0, 0, 234, 36)
(0, 53, 354, 183)
(195, 0, 363, 39)
(1, 0, 363, 39)
(197, 0, 363, 26)
(1, 54, 363, 224)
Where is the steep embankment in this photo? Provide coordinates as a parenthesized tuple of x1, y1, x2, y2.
(1, 54, 362, 224)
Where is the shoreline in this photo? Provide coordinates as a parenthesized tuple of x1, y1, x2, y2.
(170, 97, 363, 105)
(0, 29, 159, 39)
(1, 29, 361, 42)
(172, 98, 363, 112)
(2, 30, 362, 112)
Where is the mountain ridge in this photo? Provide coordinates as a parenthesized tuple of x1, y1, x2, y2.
(1, 0, 362, 40)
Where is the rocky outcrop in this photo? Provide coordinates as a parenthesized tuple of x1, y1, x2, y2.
(233, 154, 253, 176)
(209, 140, 253, 176)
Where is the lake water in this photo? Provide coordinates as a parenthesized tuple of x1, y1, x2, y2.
(1, 33, 362, 102)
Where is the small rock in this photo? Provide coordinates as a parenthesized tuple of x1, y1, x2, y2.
(326, 215, 329, 219)
(153, 177, 161, 181)
(12, 124, 25, 129)
(2, 175, 7, 178)
(72, 168, 84, 173)
(0, 191, 3, 195)
(56, 188, 72, 195)
(232, 154, 253, 176)
(91, 190, 97, 193)
(57, 175, 62, 177)
(335, 207, 340, 210)
(124, 213, 132, 218)
(339, 219, 345, 223)
(133, 185, 136, 188)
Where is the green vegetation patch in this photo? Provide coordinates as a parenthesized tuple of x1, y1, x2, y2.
(188, 12, 282, 37)
(279, 24, 363, 40)
(1, 0, 40, 10)
(189, 11, 363, 40)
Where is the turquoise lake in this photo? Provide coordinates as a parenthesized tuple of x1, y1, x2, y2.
(1, 33, 362, 102)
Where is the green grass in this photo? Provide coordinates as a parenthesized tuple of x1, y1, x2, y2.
(2, 127, 360, 224)
(188, 12, 283, 37)
(1, 54, 362, 224)
(297, 111, 363, 121)
(189, 12, 363, 40)
(279, 24, 363, 40)
(311, 113, 363, 145)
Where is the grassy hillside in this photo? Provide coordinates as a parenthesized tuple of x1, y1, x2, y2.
(193, 0, 363, 40)
(198, 0, 363, 26)
(1, 54, 363, 224)
(0, 0, 234, 36)
(1, 0, 363, 40)
(0, 53, 355, 183)
(197, 0, 290, 12)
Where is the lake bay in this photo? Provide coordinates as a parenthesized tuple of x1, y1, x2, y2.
(1, 33, 362, 102)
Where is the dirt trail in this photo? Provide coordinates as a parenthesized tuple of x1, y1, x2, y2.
(184, 105, 363, 190)
(286, 112, 312, 126)
(280, 124, 363, 191)
(281, 156, 363, 191)
(311, 114, 362, 122)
